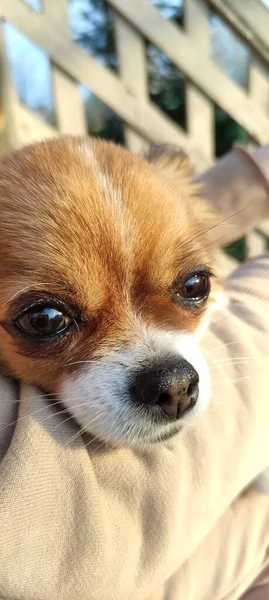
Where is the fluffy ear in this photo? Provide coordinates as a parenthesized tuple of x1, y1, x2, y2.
(146, 144, 218, 237)
(145, 144, 195, 187)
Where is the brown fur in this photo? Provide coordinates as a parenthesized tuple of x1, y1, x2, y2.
(0, 136, 215, 392)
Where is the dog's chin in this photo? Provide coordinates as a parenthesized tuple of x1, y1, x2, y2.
(120, 422, 183, 448)
(60, 378, 210, 449)
(60, 393, 206, 449)
(108, 405, 185, 448)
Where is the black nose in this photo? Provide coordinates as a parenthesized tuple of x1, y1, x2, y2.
(133, 358, 199, 419)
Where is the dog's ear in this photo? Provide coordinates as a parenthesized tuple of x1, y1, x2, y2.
(145, 144, 195, 188)
(146, 144, 218, 238)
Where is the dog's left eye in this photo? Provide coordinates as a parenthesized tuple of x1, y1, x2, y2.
(14, 306, 73, 338)
(174, 273, 210, 304)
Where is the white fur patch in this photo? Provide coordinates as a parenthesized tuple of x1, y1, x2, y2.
(83, 145, 134, 262)
(60, 329, 210, 447)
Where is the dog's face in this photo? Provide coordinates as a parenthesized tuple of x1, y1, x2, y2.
(0, 137, 215, 447)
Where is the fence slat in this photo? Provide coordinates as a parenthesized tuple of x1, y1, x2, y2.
(108, 0, 269, 143)
(228, 0, 269, 51)
(43, 0, 70, 37)
(184, 0, 214, 168)
(0, 22, 56, 154)
(2, 0, 200, 160)
(249, 58, 269, 115)
(52, 67, 87, 135)
(257, 220, 269, 237)
(246, 230, 266, 258)
(114, 15, 149, 155)
(207, 0, 269, 65)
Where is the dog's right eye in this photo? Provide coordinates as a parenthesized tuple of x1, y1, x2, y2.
(14, 306, 73, 338)
(172, 269, 212, 307)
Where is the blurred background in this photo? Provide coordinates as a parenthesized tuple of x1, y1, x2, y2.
(1, 0, 269, 260)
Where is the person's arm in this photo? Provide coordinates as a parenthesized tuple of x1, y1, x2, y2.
(195, 145, 269, 245)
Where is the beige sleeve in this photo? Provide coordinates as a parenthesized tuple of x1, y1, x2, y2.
(195, 145, 269, 245)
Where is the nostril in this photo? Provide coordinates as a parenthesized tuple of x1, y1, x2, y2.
(187, 376, 199, 397)
(157, 391, 172, 408)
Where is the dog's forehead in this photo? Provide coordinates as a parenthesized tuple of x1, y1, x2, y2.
(0, 137, 208, 301)
(0, 137, 178, 230)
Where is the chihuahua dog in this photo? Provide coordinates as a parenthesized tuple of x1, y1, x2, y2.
(0, 136, 225, 448)
(1, 135, 268, 493)
(0, 136, 218, 447)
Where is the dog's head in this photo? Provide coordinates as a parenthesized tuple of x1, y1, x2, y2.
(0, 137, 216, 446)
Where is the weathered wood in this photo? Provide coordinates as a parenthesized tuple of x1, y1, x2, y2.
(207, 0, 269, 66)
(184, 0, 214, 168)
(108, 0, 269, 143)
(114, 14, 149, 155)
(0, 22, 56, 153)
(246, 230, 267, 258)
(249, 58, 269, 116)
(52, 66, 87, 135)
(5, 102, 57, 148)
(43, 0, 70, 37)
(2, 0, 198, 161)
(257, 219, 269, 238)
(0, 22, 19, 153)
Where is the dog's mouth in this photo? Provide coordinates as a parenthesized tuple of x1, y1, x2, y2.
(59, 334, 210, 448)
(130, 391, 198, 425)
(59, 381, 203, 448)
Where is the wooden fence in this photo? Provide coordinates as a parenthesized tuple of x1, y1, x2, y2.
(0, 0, 269, 259)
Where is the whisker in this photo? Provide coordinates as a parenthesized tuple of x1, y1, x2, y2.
(208, 357, 252, 365)
(177, 205, 251, 255)
(206, 340, 242, 352)
(1, 392, 59, 406)
(36, 407, 74, 429)
(208, 361, 253, 371)
(92, 438, 108, 453)
(63, 412, 106, 447)
(0, 400, 89, 433)
(178, 236, 225, 263)
(76, 430, 103, 450)
(211, 375, 257, 386)
(39, 405, 91, 432)
(64, 359, 95, 367)
(2, 283, 54, 307)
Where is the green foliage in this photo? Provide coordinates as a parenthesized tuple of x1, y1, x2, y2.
(215, 107, 250, 158)
(225, 238, 246, 262)
(71, 0, 118, 70)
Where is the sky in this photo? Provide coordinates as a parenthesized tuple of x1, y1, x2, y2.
(4, 0, 269, 119)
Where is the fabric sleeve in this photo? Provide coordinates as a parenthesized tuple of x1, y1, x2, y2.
(195, 145, 269, 246)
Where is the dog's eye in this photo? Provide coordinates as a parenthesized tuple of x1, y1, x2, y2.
(14, 306, 73, 338)
(174, 273, 210, 304)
